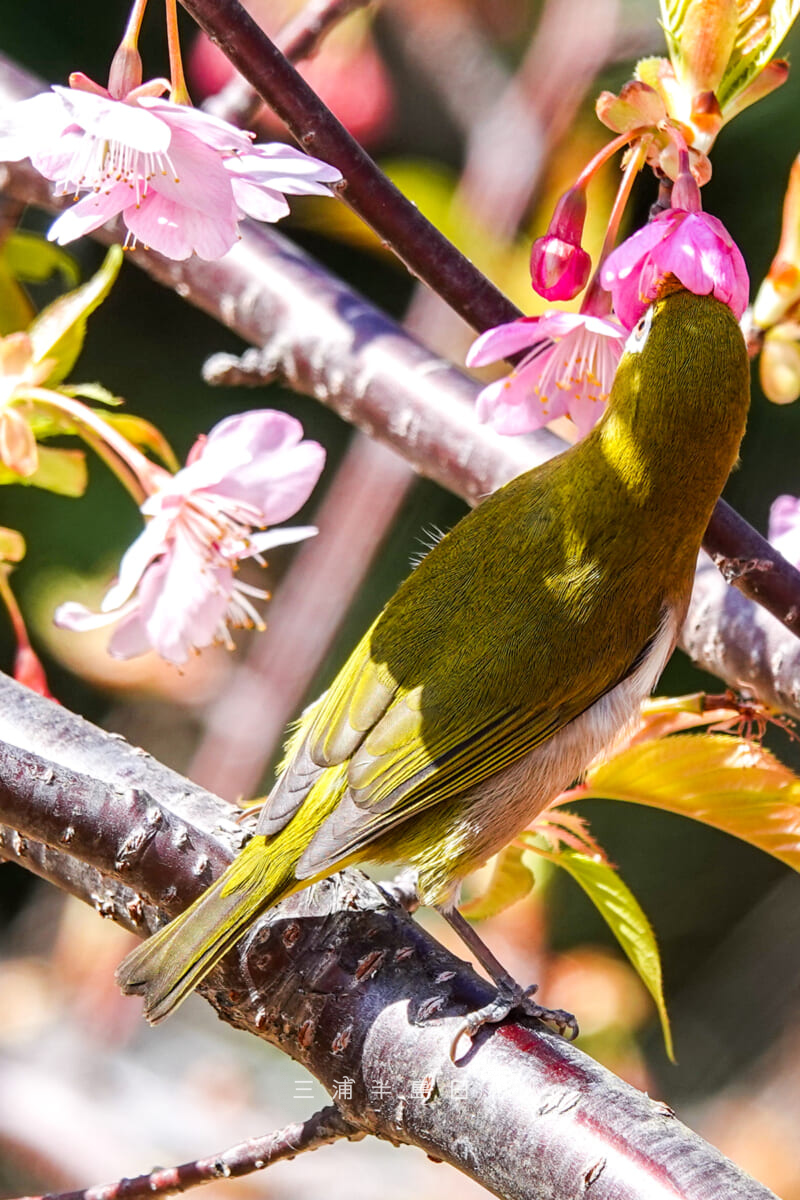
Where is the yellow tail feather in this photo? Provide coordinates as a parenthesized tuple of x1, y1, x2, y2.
(116, 836, 294, 1023)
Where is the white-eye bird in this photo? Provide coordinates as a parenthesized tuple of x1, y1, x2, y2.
(117, 283, 750, 1035)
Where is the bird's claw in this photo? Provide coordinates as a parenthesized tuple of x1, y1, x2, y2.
(449, 982, 578, 1061)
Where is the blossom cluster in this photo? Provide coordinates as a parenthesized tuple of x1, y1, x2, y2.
(56, 411, 325, 664)
(0, 76, 341, 261)
(467, 188, 749, 441)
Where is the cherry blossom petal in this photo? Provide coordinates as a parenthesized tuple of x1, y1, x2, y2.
(199, 412, 325, 522)
(102, 512, 174, 612)
(123, 192, 238, 260)
(52, 85, 172, 153)
(231, 143, 341, 181)
(230, 179, 290, 223)
(137, 538, 233, 664)
(47, 183, 133, 244)
(0, 92, 69, 161)
(138, 96, 254, 154)
(146, 124, 237, 218)
(106, 608, 154, 659)
(54, 598, 134, 632)
(248, 525, 317, 553)
(466, 317, 544, 367)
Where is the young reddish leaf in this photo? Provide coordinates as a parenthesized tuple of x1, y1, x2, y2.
(583, 733, 800, 872)
(530, 841, 673, 1059)
(461, 844, 536, 920)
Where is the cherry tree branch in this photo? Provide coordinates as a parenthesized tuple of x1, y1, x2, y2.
(31, 1107, 359, 1200)
(178, 0, 521, 332)
(204, 0, 375, 129)
(0, 673, 780, 1200)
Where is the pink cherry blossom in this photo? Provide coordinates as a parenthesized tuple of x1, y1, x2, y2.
(600, 208, 749, 328)
(0, 77, 341, 261)
(54, 410, 326, 664)
(768, 494, 800, 567)
(466, 311, 626, 438)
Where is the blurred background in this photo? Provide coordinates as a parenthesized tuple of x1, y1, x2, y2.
(2, 0, 800, 1196)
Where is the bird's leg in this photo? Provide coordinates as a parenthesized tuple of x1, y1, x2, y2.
(436, 906, 578, 1059)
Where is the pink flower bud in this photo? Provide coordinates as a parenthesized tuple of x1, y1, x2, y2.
(530, 187, 591, 301)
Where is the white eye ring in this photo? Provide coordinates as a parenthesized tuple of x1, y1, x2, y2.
(624, 305, 653, 355)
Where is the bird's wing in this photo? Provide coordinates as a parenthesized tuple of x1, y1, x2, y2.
(290, 623, 661, 878)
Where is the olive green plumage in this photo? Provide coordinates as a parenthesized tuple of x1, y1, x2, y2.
(118, 288, 750, 1023)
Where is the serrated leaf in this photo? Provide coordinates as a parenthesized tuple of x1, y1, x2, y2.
(27, 245, 123, 385)
(583, 733, 800, 872)
(532, 843, 673, 1059)
(0, 527, 26, 563)
(0, 445, 87, 496)
(461, 844, 536, 920)
(101, 412, 179, 470)
(2, 232, 80, 287)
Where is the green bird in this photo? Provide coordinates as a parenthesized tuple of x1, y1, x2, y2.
(118, 284, 750, 1035)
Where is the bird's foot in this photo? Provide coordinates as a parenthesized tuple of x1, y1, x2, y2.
(450, 981, 578, 1061)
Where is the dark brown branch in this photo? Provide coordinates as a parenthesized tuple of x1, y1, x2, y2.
(0, 674, 779, 1200)
(178, 0, 522, 332)
(204, 0, 375, 130)
(31, 1106, 358, 1200)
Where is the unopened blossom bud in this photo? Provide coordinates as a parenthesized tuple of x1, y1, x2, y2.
(105, 42, 144, 99)
(530, 187, 591, 301)
(759, 326, 800, 405)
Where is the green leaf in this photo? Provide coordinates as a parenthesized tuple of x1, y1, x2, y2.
(27, 245, 123, 385)
(2, 232, 80, 287)
(582, 733, 800, 873)
(0, 527, 26, 563)
(461, 844, 536, 920)
(60, 381, 124, 406)
(0, 446, 87, 496)
(101, 412, 179, 470)
(531, 842, 673, 1059)
(0, 265, 34, 334)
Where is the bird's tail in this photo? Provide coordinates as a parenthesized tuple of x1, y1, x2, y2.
(116, 835, 295, 1024)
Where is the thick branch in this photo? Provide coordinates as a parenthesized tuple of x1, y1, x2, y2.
(0, 674, 778, 1200)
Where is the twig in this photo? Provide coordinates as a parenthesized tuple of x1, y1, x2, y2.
(26, 1106, 359, 1200)
(204, 0, 375, 129)
(0, 674, 781, 1200)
